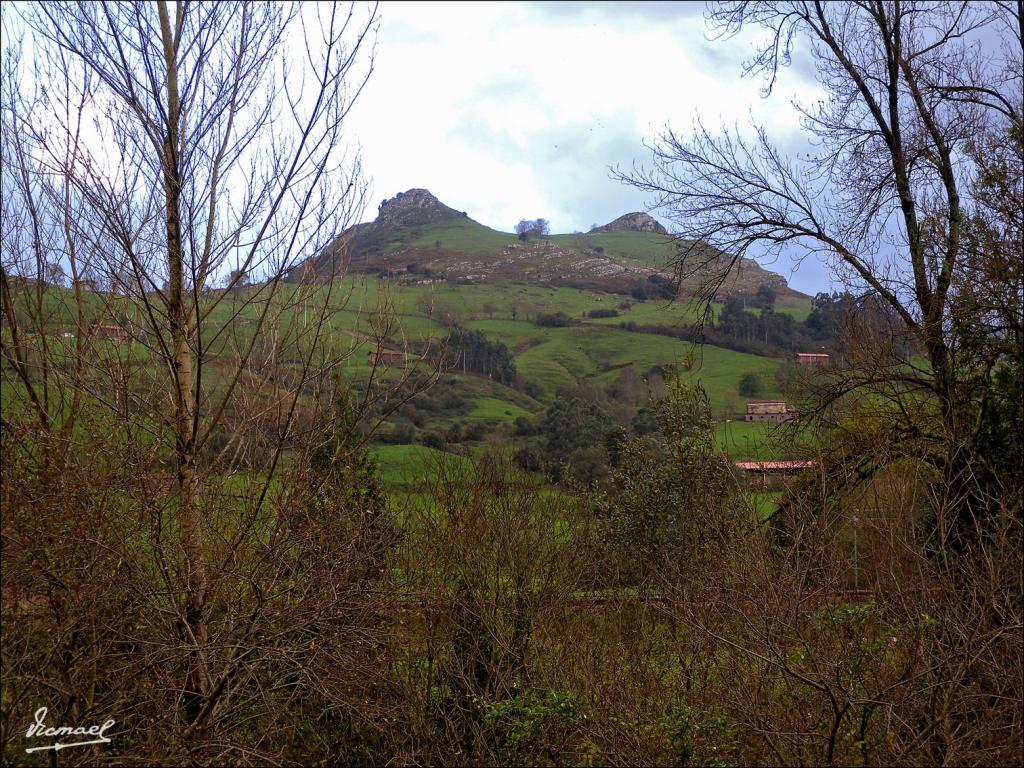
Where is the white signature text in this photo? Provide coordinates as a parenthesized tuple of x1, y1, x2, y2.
(25, 707, 115, 753)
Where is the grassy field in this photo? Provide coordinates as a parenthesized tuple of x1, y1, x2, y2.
(747, 490, 783, 521)
(4, 276, 812, 469)
(548, 230, 678, 267)
(715, 419, 789, 460)
(402, 218, 681, 266)
(370, 444, 469, 487)
(230, 278, 795, 421)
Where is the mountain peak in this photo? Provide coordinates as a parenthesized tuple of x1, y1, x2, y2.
(376, 188, 465, 228)
(590, 212, 668, 235)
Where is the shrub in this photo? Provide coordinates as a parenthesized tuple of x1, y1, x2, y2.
(464, 421, 488, 442)
(513, 443, 545, 471)
(534, 312, 572, 328)
(513, 416, 536, 436)
(738, 372, 762, 397)
(521, 380, 544, 400)
(381, 423, 415, 444)
(420, 431, 445, 450)
(405, 453, 586, 762)
(568, 446, 609, 486)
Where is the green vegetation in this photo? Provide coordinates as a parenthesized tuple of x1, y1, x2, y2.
(410, 217, 518, 252)
(2, 276, 803, 461)
(5, 2, 1020, 765)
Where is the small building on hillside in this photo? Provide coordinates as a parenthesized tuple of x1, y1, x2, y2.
(368, 348, 404, 367)
(89, 322, 132, 341)
(796, 352, 831, 368)
(745, 400, 795, 422)
(735, 460, 815, 490)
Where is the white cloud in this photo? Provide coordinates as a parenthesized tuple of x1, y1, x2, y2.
(345, 0, 830, 291)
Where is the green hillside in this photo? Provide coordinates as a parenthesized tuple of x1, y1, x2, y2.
(309, 188, 799, 300)
(2, 273, 812, 467)
(4, 189, 818, 474)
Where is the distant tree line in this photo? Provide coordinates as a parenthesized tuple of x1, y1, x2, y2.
(614, 290, 905, 359)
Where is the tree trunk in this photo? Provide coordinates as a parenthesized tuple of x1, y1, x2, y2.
(158, 0, 209, 724)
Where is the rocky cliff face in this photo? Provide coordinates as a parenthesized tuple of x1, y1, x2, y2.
(375, 188, 466, 228)
(590, 212, 668, 235)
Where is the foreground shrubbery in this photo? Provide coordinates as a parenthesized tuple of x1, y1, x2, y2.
(3, 377, 1020, 766)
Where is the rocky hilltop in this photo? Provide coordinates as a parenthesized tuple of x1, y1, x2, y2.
(590, 212, 668, 235)
(297, 187, 800, 298)
(302, 188, 472, 275)
(375, 188, 468, 229)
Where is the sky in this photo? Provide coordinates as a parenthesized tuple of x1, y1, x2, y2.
(346, 1, 831, 293)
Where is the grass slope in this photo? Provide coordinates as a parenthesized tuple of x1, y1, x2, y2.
(4, 277, 812, 465)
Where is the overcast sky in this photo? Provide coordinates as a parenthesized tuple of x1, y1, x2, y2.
(347, 1, 831, 293)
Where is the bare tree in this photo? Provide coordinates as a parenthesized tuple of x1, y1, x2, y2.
(0, 1, 440, 759)
(617, 0, 1023, 534)
(612, 6, 1022, 761)
(515, 217, 550, 241)
(27, 0, 375, 724)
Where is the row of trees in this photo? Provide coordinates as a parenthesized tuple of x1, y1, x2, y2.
(712, 290, 904, 355)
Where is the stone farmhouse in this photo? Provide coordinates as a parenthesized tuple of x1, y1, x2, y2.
(744, 400, 795, 423)
(796, 352, 831, 367)
(367, 348, 405, 366)
(735, 460, 815, 489)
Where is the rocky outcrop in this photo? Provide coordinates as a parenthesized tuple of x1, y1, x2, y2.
(375, 188, 466, 228)
(590, 212, 668, 235)
(294, 191, 798, 298)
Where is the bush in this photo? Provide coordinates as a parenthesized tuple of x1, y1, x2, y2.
(588, 308, 619, 318)
(568, 446, 609, 486)
(513, 443, 545, 471)
(405, 453, 586, 763)
(738, 373, 762, 397)
(380, 422, 415, 444)
(632, 407, 659, 435)
(465, 421, 489, 441)
(442, 391, 467, 411)
(420, 431, 445, 450)
(534, 312, 572, 328)
(521, 379, 544, 400)
(513, 416, 536, 436)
